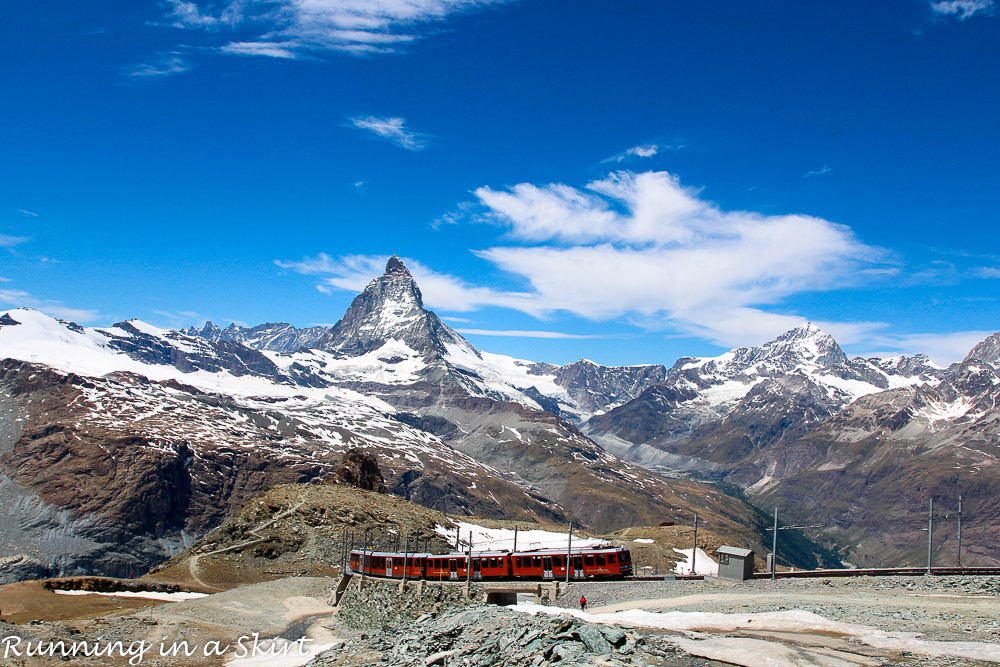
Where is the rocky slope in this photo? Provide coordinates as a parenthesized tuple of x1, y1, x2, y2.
(728, 348, 1000, 567)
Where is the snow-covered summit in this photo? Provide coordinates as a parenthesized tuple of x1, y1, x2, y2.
(316, 256, 479, 364)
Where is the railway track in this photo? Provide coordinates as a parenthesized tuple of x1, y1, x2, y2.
(634, 567, 1000, 582)
(347, 567, 1000, 585)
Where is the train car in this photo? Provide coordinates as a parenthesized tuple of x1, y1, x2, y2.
(423, 551, 511, 581)
(511, 546, 632, 580)
(349, 550, 429, 579)
(349, 546, 632, 581)
(424, 553, 469, 581)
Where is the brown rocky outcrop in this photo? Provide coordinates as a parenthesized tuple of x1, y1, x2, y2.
(334, 448, 388, 493)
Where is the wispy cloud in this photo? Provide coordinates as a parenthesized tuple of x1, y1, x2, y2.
(161, 0, 511, 59)
(603, 143, 679, 164)
(16, 209, 38, 217)
(456, 329, 604, 339)
(0, 234, 30, 247)
(804, 164, 832, 178)
(347, 116, 429, 151)
(220, 42, 298, 59)
(276, 253, 534, 312)
(859, 330, 994, 366)
(150, 309, 209, 328)
(0, 289, 100, 323)
(128, 52, 192, 77)
(930, 0, 996, 19)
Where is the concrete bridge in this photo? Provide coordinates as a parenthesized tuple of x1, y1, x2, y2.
(330, 574, 563, 606)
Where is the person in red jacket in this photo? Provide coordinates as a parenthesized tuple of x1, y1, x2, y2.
(579, 595, 587, 611)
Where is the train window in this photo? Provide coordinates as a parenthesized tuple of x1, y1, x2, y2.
(608, 554, 616, 564)
(596, 555, 606, 566)
(515, 557, 522, 567)
(533, 557, 542, 567)
(489, 558, 496, 568)
(553, 556, 563, 567)
(584, 555, 594, 566)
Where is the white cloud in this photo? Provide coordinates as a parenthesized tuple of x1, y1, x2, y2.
(348, 116, 428, 151)
(128, 53, 192, 77)
(859, 330, 994, 366)
(468, 170, 881, 345)
(220, 42, 298, 59)
(0, 277, 10, 282)
(804, 164, 832, 178)
(163, 0, 511, 58)
(603, 144, 669, 163)
(930, 0, 995, 19)
(0, 289, 100, 323)
(455, 329, 604, 339)
(0, 234, 29, 247)
(16, 209, 38, 217)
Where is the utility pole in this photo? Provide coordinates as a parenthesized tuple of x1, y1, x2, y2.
(467, 533, 473, 583)
(455, 526, 460, 551)
(402, 533, 410, 585)
(513, 526, 518, 553)
(957, 495, 963, 571)
(927, 498, 934, 575)
(691, 514, 699, 576)
(565, 523, 574, 584)
(771, 507, 778, 580)
(364, 529, 370, 576)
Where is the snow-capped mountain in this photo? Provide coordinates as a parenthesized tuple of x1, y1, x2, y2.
(0, 258, 770, 579)
(724, 345, 1000, 568)
(0, 308, 568, 577)
(585, 323, 945, 468)
(181, 321, 329, 353)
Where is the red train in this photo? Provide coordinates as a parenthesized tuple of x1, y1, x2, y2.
(348, 546, 633, 581)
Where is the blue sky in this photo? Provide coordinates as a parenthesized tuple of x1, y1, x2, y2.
(2, 0, 999, 365)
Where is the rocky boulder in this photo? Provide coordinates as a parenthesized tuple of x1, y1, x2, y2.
(334, 448, 388, 493)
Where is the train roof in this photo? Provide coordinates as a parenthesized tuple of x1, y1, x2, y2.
(511, 546, 627, 555)
(350, 550, 432, 557)
(350, 545, 629, 558)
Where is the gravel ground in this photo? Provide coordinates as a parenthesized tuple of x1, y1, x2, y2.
(549, 575, 1000, 645)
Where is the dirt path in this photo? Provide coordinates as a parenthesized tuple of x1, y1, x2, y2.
(188, 501, 305, 591)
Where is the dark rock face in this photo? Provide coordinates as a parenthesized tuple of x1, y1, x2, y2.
(103, 321, 292, 381)
(551, 359, 667, 414)
(335, 449, 388, 493)
(0, 313, 20, 327)
(585, 384, 700, 445)
(964, 332, 1000, 366)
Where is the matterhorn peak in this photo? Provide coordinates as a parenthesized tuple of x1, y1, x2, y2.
(385, 254, 410, 276)
(316, 253, 475, 362)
